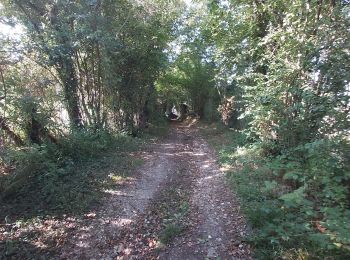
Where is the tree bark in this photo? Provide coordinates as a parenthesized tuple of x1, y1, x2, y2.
(13, 1, 83, 129)
(57, 57, 82, 128)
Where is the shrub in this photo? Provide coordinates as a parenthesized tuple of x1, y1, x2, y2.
(0, 129, 138, 215)
(210, 128, 350, 259)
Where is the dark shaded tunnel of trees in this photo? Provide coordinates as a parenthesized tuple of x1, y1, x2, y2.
(0, 0, 349, 259)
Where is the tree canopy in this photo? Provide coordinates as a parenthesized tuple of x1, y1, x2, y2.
(0, 0, 349, 258)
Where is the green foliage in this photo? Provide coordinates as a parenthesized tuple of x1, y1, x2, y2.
(58, 130, 137, 161)
(205, 125, 350, 259)
(156, 3, 221, 120)
(0, 0, 180, 222)
(201, 1, 350, 258)
(160, 223, 183, 244)
(1, 0, 349, 258)
(156, 51, 220, 119)
(1, 0, 181, 135)
(0, 130, 139, 215)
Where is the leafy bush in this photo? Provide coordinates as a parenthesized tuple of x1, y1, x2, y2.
(230, 138, 350, 259)
(0, 130, 138, 216)
(205, 126, 350, 259)
(58, 130, 137, 161)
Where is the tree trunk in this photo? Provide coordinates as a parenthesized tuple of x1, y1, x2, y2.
(57, 57, 82, 128)
(27, 107, 41, 144)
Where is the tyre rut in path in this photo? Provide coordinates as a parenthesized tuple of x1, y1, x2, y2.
(61, 123, 251, 259)
(159, 124, 251, 260)
(60, 130, 178, 259)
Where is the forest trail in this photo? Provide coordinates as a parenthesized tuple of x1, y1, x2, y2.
(61, 121, 251, 259)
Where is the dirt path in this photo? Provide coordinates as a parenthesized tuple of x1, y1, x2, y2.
(61, 122, 251, 259)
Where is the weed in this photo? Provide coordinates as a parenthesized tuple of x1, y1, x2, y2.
(156, 169, 191, 245)
(160, 223, 183, 244)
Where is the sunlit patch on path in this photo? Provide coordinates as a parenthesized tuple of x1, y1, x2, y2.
(60, 122, 251, 259)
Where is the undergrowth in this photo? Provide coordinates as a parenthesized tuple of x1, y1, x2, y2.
(0, 129, 140, 219)
(201, 123, 350, 259)
(0, 126, 170, 259)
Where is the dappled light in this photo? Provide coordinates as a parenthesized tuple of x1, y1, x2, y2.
(1, 0, 349, 259)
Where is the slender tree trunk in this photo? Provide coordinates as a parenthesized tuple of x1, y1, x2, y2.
(139, 83, 155, 129)
(50, 4, 82, 129)
(27, 107, 41, 144)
